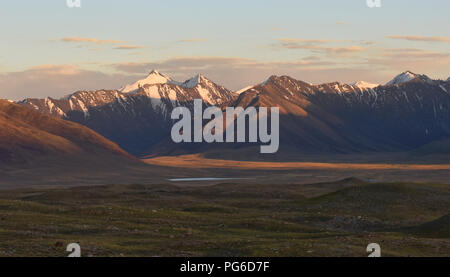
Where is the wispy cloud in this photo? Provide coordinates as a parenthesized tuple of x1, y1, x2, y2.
(360, 41, 375, 45)
(28, 64, 81, 75)
(61, 37, 126, 45)
(0, 64, 138, 100)
(111, 56, 336, 75)
(59, 37, 147, 51)
(276, 39, 365, 54)
(111, 57, 254, 73)
(365, 47, 450, 76)
(114, 45, 146, 50)
(382, 48, 450, 59)
(388, 35, 450, 43)
(278, 38, 336, 44)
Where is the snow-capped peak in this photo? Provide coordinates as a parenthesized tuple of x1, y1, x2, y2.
(120, 70, 177, 93)
(351, 81, 379, 89)
(181, 74, 206, 88)
(386, 71, 427, 86)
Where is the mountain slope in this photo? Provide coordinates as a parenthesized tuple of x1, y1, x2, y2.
(306, 76, 450, 150)
(194, 73, 450, 159)
(193, 76, 393, 158)
(0, 100, 135, 166)
(232, 76, 370, 152)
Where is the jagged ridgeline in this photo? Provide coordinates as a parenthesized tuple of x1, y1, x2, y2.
(16, 71, 450, 157)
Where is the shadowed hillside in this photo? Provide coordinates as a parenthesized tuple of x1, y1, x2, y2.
(0, 100, 135, 164)
(0, 100, 171, 187)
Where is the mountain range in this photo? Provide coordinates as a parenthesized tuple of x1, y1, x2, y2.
(14, 70, 450, 159)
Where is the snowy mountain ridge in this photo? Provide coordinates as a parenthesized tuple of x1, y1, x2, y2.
(18, 71, 237, 119)
(351, 81, 379, 89)
(386, 71, 433, 86)
(16, 70, 450, 156)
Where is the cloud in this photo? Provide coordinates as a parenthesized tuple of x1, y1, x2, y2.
(111, 56, 335, 75)
(275, 39, 365, 54)
(114, 45, 147, 50)
(61, 37, 126, 45)
(28, 64, 81, 75)
(365, 47, 450, 75)
(59, 37, 147, 51)
(326, 46, 365, 53)
(381, 48, 450, 59)
(111, 57, 253, 73)
(360, 41, 375, 45)
(388, 35, 450, 43)
(278, 38, 335, 44)
(0, 65, 138, 101)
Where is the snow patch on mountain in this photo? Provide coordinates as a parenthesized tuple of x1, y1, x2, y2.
(386, 71, 417, 85)
(181, 74, 203, 88)
(386, 71, 432, 86)
(45, 97, 65, 117)
(351, 81, 379, 89)
(236, 85, 255, 94)
(196, 86, 213, 103)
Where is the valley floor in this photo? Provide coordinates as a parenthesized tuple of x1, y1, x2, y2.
(145, 154, 450, 185)
(144, 154, 450, 170)
(0, 177, 448, 257)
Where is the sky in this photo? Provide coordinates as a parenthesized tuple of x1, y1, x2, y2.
(0, 0, 449, 100)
